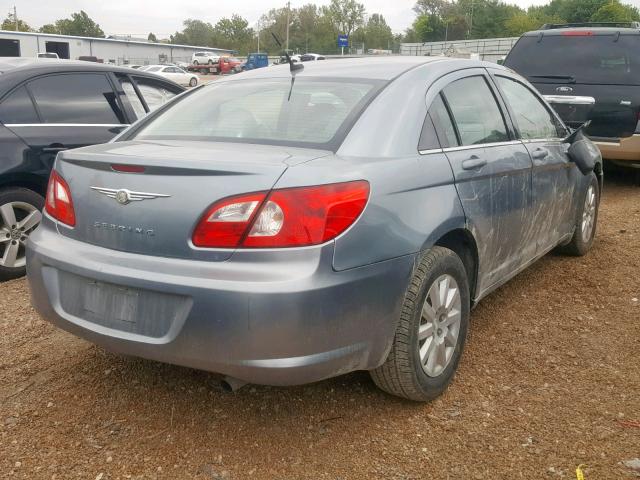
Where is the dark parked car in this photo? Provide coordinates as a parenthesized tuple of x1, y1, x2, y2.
(504, 22, 640, 180)
(0, 59, 185, 280)
(27, 58, 602, 401)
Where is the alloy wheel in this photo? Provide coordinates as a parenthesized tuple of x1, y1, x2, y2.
(418, 274, 462, 378)
(0, 201, 42, 269)
(581, 184, 596, 243)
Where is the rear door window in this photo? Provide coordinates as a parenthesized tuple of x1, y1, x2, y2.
(0, 86, 40, 123)
(27, 73, 125, 124)
(495, 76, 564, 139)
(505, 34, 640, 85)
(442, 76, 509, 146)
(131, 76, 180, 112)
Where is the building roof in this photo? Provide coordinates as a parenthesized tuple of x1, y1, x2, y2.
(0, 29, 233, 53)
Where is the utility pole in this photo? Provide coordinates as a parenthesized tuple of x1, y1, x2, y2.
(285, 1, 290, 52)
(257, 22, 260, 52)
(13, 5, 18, 31)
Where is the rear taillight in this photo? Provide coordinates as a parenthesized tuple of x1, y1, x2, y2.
(192, 181, 369, 249)
(45, 171, 76, 227)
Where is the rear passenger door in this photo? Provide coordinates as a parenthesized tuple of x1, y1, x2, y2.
(5, 73, 128, 172)
(491, 72, 577, 252)
(433, 70, 534, 294)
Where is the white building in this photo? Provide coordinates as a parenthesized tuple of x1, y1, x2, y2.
(0, 30, 233, 65)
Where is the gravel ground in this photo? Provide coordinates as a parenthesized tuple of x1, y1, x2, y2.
(1, 171, 638, 480)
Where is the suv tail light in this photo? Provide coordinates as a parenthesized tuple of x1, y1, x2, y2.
(192, 181, 370, 249)
(45, 170, 76, 227)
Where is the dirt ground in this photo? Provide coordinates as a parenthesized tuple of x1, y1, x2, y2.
(1, 170, 638, 480)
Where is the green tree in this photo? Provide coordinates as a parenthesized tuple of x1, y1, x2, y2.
(170, 19, 214, 46)
(50, 11, 105, 37)
(212, 15, 254, 54)
(1, 15, 32, 32)
(591, 0, 639, 21)
(360, 13, 394, 50)
(39, 24, 58, 34)
(323, 0, 366, 37)
(147, 32, 158, 42)
(542, 0, 608, 23)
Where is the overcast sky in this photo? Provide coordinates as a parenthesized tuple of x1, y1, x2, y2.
(8, 0, 640, 37)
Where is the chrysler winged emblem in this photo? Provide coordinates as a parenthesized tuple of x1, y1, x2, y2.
(91, 187, 171, 205)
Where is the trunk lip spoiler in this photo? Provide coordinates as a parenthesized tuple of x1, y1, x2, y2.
(543, 95, 596, 105)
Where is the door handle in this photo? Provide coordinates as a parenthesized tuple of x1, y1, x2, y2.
(42, 146, 67, 153)
(531, 148, 549, 160)
(461, 155, 487, 170)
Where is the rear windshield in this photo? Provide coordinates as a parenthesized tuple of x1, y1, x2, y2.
(505, 34, 640, 85)
(132, 78, 380, 149)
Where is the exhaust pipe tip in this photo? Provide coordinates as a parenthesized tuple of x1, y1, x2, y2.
(220, 375, 248, 393)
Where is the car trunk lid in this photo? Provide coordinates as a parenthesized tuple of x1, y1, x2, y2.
(54, 140, 329, 261)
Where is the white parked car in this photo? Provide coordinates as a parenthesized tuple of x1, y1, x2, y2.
(146, 65, 198, 87)
(300, 53, 326, 61)
(192, 51, 219, 65)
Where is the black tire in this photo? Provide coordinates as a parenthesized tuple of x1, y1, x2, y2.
(189, 77, 198, 87)
(558, 172, 599, 256)
(370, 246, 470, 402)
(193, 60, 199, 66)
(208, 59, 213, 65)
(0, 187, 44, 281)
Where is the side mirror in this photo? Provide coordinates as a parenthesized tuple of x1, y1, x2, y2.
(563, 121, 600, 175)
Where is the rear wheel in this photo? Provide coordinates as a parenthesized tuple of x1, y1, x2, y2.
(193, 60, 199, 66)
(189, 77, 198, 87)
(559, 173, 599, 256)
(370, 246, 470, 402)
(0, 188, 44, 281)
(208, 59, 213, 65)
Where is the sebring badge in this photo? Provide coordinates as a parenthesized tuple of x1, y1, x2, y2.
(91, 187, 171, 205)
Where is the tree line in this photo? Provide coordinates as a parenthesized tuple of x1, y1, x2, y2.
(3, 0, 640, 56)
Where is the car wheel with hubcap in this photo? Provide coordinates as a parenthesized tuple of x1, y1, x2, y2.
(558, 172, 599, 256)
(189, 77, 198, 87)
(0, 188, 44, 281)
(193, 60, 199, 66)
(371, 246, 470, 401)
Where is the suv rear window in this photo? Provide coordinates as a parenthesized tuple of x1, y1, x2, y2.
(505, 34, 640, 85)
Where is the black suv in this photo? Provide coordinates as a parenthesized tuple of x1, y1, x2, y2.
(504, 22, 640, 180)
(0, 59, 185, 280)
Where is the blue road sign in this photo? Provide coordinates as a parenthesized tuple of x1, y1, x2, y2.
(338, 34, 349, 48)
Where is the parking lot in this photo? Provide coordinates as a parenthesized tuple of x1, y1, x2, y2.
(1, 170, 638, 479)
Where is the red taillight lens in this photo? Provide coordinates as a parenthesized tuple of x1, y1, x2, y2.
(45, 171, 76, 227)
(561, 31, 593, 36)
(192, 192, 267, 248)
(192, 181, 370, 249)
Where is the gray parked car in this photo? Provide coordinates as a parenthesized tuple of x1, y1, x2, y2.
(26, 57, 602, 401)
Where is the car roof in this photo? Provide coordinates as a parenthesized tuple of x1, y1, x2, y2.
(225, 56, 487, 81)
(0, 58, 184, 97)
(523, 26, 640, 36)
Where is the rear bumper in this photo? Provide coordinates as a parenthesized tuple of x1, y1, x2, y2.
(26, 225, 414, 386)
(594, 134, 640, 165)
